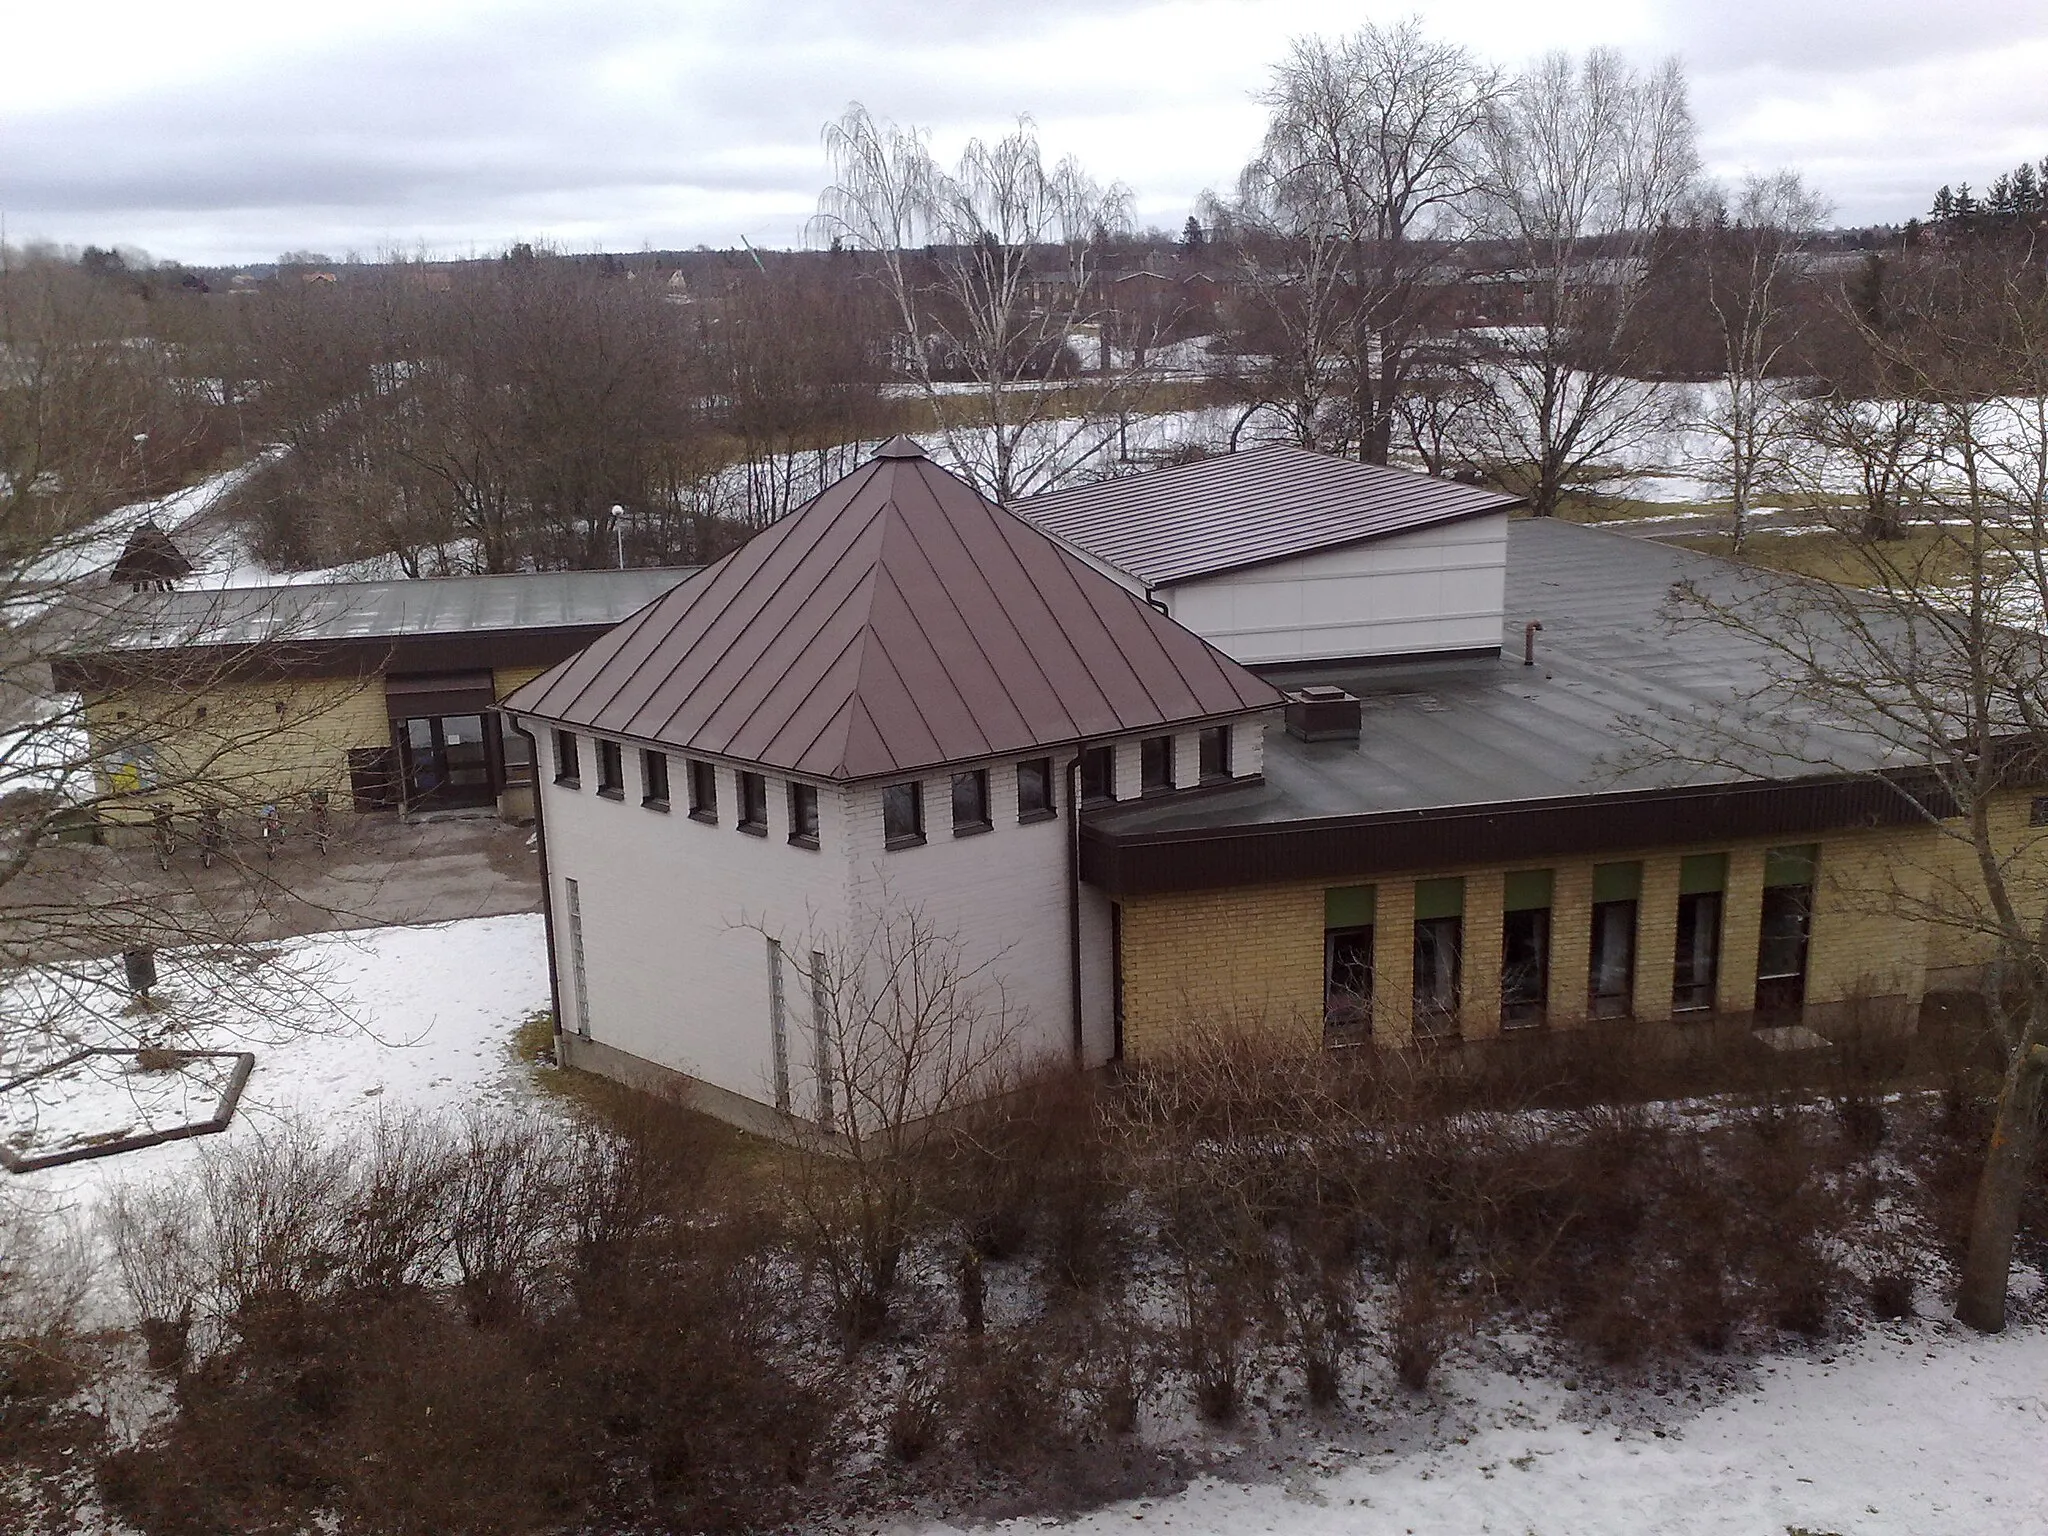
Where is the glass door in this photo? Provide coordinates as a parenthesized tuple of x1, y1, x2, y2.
(397, 714, 497, 809)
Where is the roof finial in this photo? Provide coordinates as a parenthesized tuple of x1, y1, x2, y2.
(873, 435, 927, 460)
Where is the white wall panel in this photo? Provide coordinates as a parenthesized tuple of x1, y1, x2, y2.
(1162, 513, 1509, 665)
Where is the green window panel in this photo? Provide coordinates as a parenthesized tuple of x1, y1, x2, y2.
(1679, 852, 1729, 895)
(1763, 844, 1819, 888)
(1413, 876, 1466, 921)
(1325, 885, 1377, 929)
(1592, 861, 1643, 903)
(1503, 868, 1555, 912)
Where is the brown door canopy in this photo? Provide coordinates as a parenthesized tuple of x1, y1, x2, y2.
(384, 671, 496, 720)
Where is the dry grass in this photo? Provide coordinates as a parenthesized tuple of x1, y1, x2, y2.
(1669, 524, 1972, 589)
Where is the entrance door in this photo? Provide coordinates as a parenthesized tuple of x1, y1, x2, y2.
(397, 714, 497, 809)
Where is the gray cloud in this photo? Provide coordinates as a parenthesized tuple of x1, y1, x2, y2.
(6, 0, 2045, 262)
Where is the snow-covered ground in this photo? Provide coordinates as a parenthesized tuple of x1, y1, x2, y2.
(910, 1315, 2048, 1536)
(2, 914, 553, 1245)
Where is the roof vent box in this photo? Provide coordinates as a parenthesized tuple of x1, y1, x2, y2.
(1284, 685, 1362, 743)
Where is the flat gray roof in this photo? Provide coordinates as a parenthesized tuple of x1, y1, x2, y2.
(1089, 518, 1902, 835)
(92, 567, 698, 652)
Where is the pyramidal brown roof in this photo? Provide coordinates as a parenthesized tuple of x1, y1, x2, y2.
(502, 439, 1281, 781)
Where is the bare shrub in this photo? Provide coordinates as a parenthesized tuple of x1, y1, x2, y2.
(1867, 1267, 1917, 1320)
(1388, 1265, 1454, 1391)
(197, 1119, 355, 1325)
(104, 1180, 203, 1371)
(886, 1368, 942, 1463)
(446, 1110, 565, 1327)
(335, 1111, 457, 1295)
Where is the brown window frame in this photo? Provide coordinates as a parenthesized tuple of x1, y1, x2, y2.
(882, 781, 925, 849)
(552, 729, 580, 787)
(1140, 735, 1175, 795)
(1198, 725, 1232, 782)
(1078, 744, 1115, 805)
(736, 771, 769, 836)
(687, 759, 718, 823)
(640, 749, 670, 810)
(595, 739, 625, 800)
(788, 782, 820, 849)
(951, 768, 991, 836)
(1016, 757, 1056, 823)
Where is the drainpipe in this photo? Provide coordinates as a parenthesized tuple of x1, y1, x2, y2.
(507, 714, 565, 1058)
(1066, 752, 1085, 1065)
(1523, 620, 1544, 667)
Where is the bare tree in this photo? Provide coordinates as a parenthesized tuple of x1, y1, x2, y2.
(0, 257, 374, 1073)
(1461, 49, 1700, 514)
(1686, 172, 1831, 549)
(814, 105, 1140, 501)
(1227, 20, 1504, 464)
(1661, 245, 2048, 1331)
(764, 898, 1030, 1337)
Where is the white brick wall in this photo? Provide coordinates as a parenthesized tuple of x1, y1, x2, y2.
(530, 714, 1272, 1118)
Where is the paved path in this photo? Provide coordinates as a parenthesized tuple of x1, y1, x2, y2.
(1, 813, 542, 962)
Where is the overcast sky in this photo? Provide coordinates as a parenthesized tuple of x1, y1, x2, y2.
(6, 0, 2046, 265)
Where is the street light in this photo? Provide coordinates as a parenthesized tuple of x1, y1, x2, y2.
(132, 432, 149, 496)
(612, 503, 626, 569)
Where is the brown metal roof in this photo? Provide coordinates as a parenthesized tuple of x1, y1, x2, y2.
(1015, 445, 1523, 588)
(501, 440, 1281, 780)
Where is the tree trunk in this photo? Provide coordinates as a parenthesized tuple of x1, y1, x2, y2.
(1955, 1041, 2047, 1332)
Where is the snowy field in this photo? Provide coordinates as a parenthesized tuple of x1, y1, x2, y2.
(2, 914, 553, 1248)
(906, 1316, 2048, 1536)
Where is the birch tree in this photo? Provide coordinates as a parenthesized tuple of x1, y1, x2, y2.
(1462, 49, 1699, 514)
(813, 105, 1138, 502)
(1688, 172, 1830, 550)
(1663, 246, 2048, 1331)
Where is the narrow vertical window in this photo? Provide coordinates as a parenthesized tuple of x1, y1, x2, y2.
(951, 769, 991, 835)
(1079, 744, 1115, 805)
(596, 740, 624, 798)
(811, 951, 834, 1131)
(1501, 869, 1554, 1028)
(883, 781, 924, 847)
(1589, 860, 1642, 1020)
(1757, 845, 1818, 1018)
(564, 876, 590, 1038)
(788, 782, 820, 847)
(1140, 735, 1174, 793)
(1323, 885, 1376, 1040)
(736, 771, 768, 834)
(1016, 757, 1056, 822)
(687, 759, 718, 823)
(1674, 853, 1728, 1013)
(1199, 725, 1232, 782)
(1412, 877, 1464, 1038)
(641, 749, 670, 809)
(766, 937, 790, 1113)
(553, 729, 580, 786)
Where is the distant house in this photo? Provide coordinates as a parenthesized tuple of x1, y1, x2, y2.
(108, 521, 194, 593)
(58, 569, 694, 820)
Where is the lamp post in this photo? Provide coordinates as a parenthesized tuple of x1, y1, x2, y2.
(132, 432, 150, 497)
(612, 503, 626, 569)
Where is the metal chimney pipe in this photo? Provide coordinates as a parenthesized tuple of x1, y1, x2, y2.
(1523, 620, 1544, 667)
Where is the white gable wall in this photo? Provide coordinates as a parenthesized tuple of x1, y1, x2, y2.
(527, 717, 1285, 1126)
(1158, 512, 1509, 665)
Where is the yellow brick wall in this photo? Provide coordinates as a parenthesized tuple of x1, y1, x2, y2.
(1111, 815, 2048, 1061)
(1547, 861, 1595, 1029)
(494, 666, 548, 698)
(1461, 870, 1505, 1040)
(1718, 846, 1767, 1014)
(90, 674, 388, 815)
(1116, 885, 1324, 1057)
(1632, 854, 1682, 1025)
